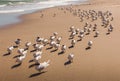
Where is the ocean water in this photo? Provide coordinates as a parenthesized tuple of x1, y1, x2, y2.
(0, 0, 88, 27)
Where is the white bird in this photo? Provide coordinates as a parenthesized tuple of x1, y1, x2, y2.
(7, 46, 14, 54)
(17, 48, 24, 54)
(53, 32, 58, 38)
(42, 39, 48, 46)
(83, 26, 87, 32)
(15, 39, 21, 44)
(15, 38, 21, 46)
(71, 39, 76, 47)
(87, 28, 91, 34)
(54, 43, 60, 50)
(36, 37, 44, 44)
(20, 50, 28, 56)
(68, 53, 74, 63)
(76, 28, 80, 34)
(50, 36, 56, 41)
(61, 45, 67, 53)
(37, 45, 44, 51)
(84, 22, 88, 27)
(95, 31, 99, 37)
(25, 42, 32, 48)
(70, 31, 76, 39)
(33, 43, 39, 50)
(88, 41, 93, 48)
(16, 54, 26, 63)
(35, 60, 50, 72)
(33, 55, 42, 64)
(49, 41, 56, 48)
(108, 28, 112, 34)
(109, 24, 113, 30)
(78, 34, 84, 41)
(80, 30, 84, 35)
(33, 51, 42, 57)
(93, 24, 97, 31)
(69, 26, 75, 32)
(56, 36, 62, 44)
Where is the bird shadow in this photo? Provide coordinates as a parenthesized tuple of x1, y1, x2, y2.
(58, 51, 64, 55)
(29, 63, 39, 68)
(94, 35, 98, 38)
(50, 49, 57, 53)
(85, 47, 91, 50)
(13, 55, 21, 59)
(69, 45, 74, 49)
(106, 33, 110, 35)
(29, 71, 47, 78)
(77, 39, 82, 42)
(24, 47, 28, 51)
(69, 37, 73, 40)
(86, 33, 90, 35)
(30, 49, 36, 52)
(64, 60, 71, 66)
(29, 59, 34, 63)
(11, 63, 22, 69)
(46, 47, 53, 50)
(68, 30, 71, 32)
(3, 52, 10, 56)
(13, 45, 18, 48)
(93, 30, 95, 31)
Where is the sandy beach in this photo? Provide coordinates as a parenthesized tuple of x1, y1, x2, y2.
(0, 0, 120, 81)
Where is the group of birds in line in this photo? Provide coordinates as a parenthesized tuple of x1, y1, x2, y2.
(60, 6, 113, 32)
(6, 31, 74, 72)
(6, 29, 92, 72)
(5, 6, 114, 73)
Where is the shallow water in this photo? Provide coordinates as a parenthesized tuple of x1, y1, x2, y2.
(0, 0, 88, 27)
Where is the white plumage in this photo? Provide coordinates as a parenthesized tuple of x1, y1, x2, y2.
(35, 60, 50, 72)
(7, 46, 14, 54)
(88, 41, 93, 47)
(68, 53, 74, 62)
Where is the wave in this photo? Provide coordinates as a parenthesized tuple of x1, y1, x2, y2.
(0, 0, 87, 14)
(0, 0, 87, 27)
(0, 9, 24, 13)
(0, 4, 7, 8)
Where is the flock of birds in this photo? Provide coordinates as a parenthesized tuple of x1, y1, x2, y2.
(4, 6, 114, 75)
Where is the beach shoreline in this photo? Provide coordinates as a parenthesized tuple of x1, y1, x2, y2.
(0, 0, 120, 81)
(0, 0, 89, 28)
(0, 1, 90, 30)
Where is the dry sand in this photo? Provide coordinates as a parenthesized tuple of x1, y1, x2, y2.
(0, 0, 120, 81)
